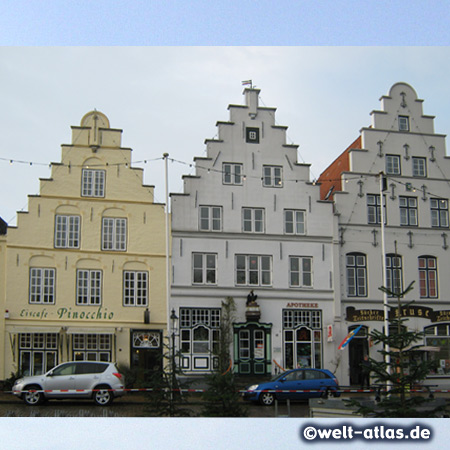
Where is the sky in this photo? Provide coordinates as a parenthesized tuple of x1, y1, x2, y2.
(3, 47, 450, 226)
(2, 1, 450, 449)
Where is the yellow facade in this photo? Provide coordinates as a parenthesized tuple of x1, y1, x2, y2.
(2, 111, 168, 378)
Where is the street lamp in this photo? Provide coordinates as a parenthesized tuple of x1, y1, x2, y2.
(170, 308, 178, 416)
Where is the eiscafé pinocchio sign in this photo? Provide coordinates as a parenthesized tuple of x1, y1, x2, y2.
(346, 305, 450, 323)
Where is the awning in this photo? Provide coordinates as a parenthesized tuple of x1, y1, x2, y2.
(65, 327, 116, 335)
(7, 326, 63, 334)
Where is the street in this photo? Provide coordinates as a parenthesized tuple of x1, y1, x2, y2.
(0, 392, 309, 418)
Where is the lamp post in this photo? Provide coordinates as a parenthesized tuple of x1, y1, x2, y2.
(170, 308, 178, 416)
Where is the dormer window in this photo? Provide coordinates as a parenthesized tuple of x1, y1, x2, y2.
(398, 116, 410, 132)
(246, 127, 260, 143)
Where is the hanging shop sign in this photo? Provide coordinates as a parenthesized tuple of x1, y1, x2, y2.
(346, 306, 450, 323)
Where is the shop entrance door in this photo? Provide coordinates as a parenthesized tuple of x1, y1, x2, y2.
(131, 330, 163, 382)
(234, 323, 271, 376)
(348, 325, 368, 386)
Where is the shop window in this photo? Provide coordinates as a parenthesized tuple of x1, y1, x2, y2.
(72, 333, 111, 361)
(19, 333, 58, 376)
(424, 324, 450, 375)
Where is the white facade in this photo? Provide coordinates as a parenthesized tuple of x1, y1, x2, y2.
(320, 82, 450, 386)
(170, 88, 337, 376)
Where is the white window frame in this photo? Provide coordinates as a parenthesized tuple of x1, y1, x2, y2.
(398, 115, 410, 131)
(54, 215, 80, 248)
(235, 255, 272, 286)
(263, 165, 283, 187)
(192, 253, 217, 285)
(367, 194, 385, 224)
(431, 198, 449, 228)
(81, 169, 105, 197)
(242, 208, 265, 233)
(284, 209, 306, 235)
(199, 206, 222, 231)
(412, 157, 427, 177)
(346, 253, 367, 297)
(29, 268, 56, 304)
(289, 256, 313, 287)
(102, 217, 127, 251)
(399, 196, 418, 226)
(386, 154, 401, 175)
(123, 271, 148, 306)
(76, 269, 102, 305)
(223, 163, 243, 185)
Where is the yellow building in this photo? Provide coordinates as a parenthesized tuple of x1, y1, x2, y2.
(3, 111, 167, 379)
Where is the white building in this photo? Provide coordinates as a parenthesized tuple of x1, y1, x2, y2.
(170, 88, 337, 376)
(319, 82, 450, 386)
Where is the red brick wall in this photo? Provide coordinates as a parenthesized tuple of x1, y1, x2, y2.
(318, 136, 361, 200)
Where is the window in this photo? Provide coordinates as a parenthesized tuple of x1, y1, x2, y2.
(199, 206, 222, 231)
(123, 271, 148, 306)
(72, 334, 111, 361)
(76, 269, 102, 305)
(223, 163, 243, 185)
(284, 210, 305, 235)
(386, 254, 402, 296)
(399, 196, 418, 226)
(19, 333, 58, 376)
(398, 115, 410, 131)
(236, 255, 272, 286)
(192, 253, 217, 285)
(246, 127, 260, 143)
(425, 325, 450, 375)
(367, 194, 385, 224)
(419, 256, 438, 298)
(263, 165, 283, 187)
(55, 215, 80, 248)
(179, 308, 221, 371)
(283, 310, 322, 369)
(81, 169, 105, 197)
(346, 253, 367, 297)
(386, 155, 401, 175)
(29, 268, 56, 304)
(102, 218, 127, 251)
(412, 157, 427, 177)
(289, 256, 312, 287)
(242, 208, 264, 233)
(431, 198, 449, 228)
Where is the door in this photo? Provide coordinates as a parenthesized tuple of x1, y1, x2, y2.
(235, 324, 271, 376)
(348, 326, 368, 385)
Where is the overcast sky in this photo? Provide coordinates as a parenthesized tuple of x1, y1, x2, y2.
(3, 47, 450, 225)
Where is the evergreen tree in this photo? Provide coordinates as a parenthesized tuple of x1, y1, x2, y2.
(145, 338, 192, 417)
(201, 297, 248, 417)
(346, 281, 445, 417)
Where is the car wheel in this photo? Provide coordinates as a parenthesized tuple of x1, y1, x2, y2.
(23, 385, 44, 406)
(259, 391, 275, 406)
(93, 386, 113, 406)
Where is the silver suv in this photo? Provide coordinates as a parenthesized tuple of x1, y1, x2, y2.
(13, 361, 125, 406)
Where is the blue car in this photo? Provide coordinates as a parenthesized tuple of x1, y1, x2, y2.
(243, 368, 340, 406)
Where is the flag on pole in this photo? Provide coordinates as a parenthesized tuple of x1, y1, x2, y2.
(338, 325, 363, 350)
(242, 80, 253, 87)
